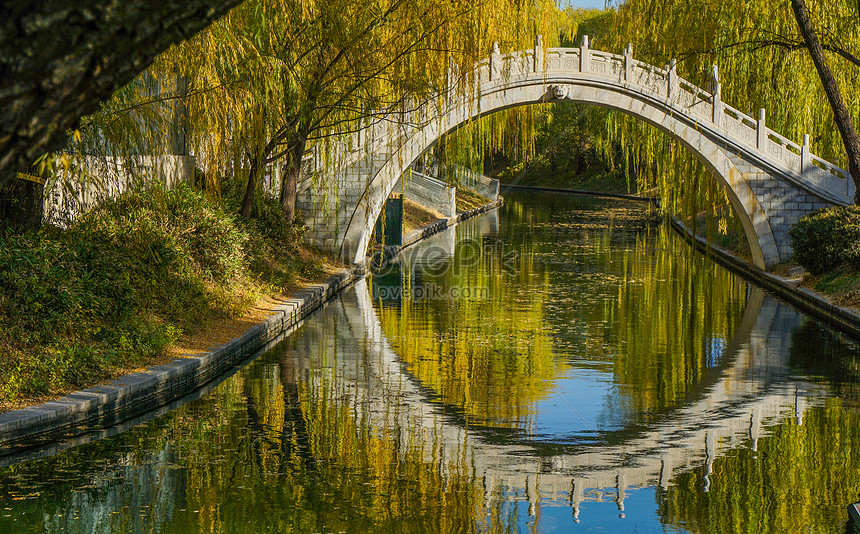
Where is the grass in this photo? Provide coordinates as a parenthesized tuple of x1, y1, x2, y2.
(800, 269, 860, 311)
(456, 188, 491, 212)
(0, 183, 331, 407)
(402, 198, 444, 234)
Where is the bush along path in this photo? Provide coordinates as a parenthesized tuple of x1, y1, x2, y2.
(789, 206, 860, 310)
(0, 184, 335, 410)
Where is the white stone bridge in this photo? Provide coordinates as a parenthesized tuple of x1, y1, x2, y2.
(298, 36, 854, 269)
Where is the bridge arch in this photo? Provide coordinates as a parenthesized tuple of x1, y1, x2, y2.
(342, 75, 777, 268)
(295, 276, 820, 517)
(312, 39, 851, 268)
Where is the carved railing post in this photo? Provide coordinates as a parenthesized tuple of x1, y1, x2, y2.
(712, 82, 722, 126)
(667, 59, 678, 99)
(757, 108, 766, 149)
(580, 35, 590, 73)
(534, 35, 544, 73)
(489, 42, 501, 81)
(623, 43, 633, 82)
(801, 134, 811, 175)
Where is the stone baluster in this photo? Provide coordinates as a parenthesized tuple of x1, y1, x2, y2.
(712, 82, 722, 126)
(750, 407, 761, 452)
(489, 41, 501, 81)
(616, 473, 627, 518)
(703, 430, 715, 493)
(534, 35, 544, 73)
(795, 388, 805, 426)
(571, 479, 584, 522)
(659, 456, 673, 489)
(580, 35, 590, 73)
(623, 43, 633, 82)
(667, 59, 678, 99)
(527, 475, 538, 517)
(801, 134, 811, 175)
(446, 56, 457, 92)
(483, 473, 494, 511)
(757, 108, 767, 150)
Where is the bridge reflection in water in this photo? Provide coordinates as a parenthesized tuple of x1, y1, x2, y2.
(299, 279, 816, 523)
(1, 194, 859, 533)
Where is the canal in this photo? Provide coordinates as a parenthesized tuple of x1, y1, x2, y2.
(1, 191, 859, 533)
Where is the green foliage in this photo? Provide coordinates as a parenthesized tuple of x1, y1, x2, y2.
(606, 0, 860, 217)
(486, 103, 628, 192)
(790, 206, 860, 274)
(219, 179, 319, 288)
(0, 184, 318, 402)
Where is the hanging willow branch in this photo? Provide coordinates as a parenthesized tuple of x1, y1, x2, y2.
(791, 0, 860, 202)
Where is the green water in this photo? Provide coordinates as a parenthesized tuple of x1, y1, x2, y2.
(1, 191, 859, 533)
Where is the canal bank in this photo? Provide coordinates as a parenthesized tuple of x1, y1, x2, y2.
(0, 197, 503, 455)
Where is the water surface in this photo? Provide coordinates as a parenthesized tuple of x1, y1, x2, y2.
(1, 192, 859, 533)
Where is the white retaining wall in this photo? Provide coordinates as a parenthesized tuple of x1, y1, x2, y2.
(393, 170, 456, 218)
(44, 155, 195, 225)
(452, 166, 500, 201)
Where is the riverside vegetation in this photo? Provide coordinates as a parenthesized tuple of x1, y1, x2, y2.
(0, 183, 328, 407)
(790, 206, 860, 308)
(3, 0, 860, 408)
(0, 0, 567, 408)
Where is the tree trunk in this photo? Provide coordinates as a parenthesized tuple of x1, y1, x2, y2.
(280, 138, 307, 221)
(240, 155, 261, 219)
(791, 0, 860, 204)
(0, 178, 44, 231)
(434, 133, 449, 183)
(0, 0, 242, 190)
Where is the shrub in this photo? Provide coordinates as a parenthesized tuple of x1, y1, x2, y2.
(789, 206, 860, 274)
(0, 181, 325, 402)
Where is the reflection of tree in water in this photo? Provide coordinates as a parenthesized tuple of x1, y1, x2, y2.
(0, 336, 518, 533)
(789, 320, 860, 407)
(0, 421, 189, 533)
(600, 223, 749, 423)
(660, 394, 860, 534)
(4, 192, 860, 533)
(655, 319, 860, 534)
(378, 194, 749, 437)
(377, 236, 560, 429)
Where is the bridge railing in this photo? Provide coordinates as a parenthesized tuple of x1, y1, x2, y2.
(545, 37, 854, 201)
(299, 35, 854, 233)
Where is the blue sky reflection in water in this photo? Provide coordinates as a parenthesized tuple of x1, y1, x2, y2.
(0, 192, 859, 532)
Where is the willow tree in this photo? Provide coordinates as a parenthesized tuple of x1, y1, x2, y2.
(70, 0, 570, 224)
(161, 0, 576, 220)
(790, 0, 860, 203)
(159, 0, 476, 219)
(602, 0, 860, 217)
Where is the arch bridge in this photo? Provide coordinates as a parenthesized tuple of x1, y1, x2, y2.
(298, 36, 854, 269)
